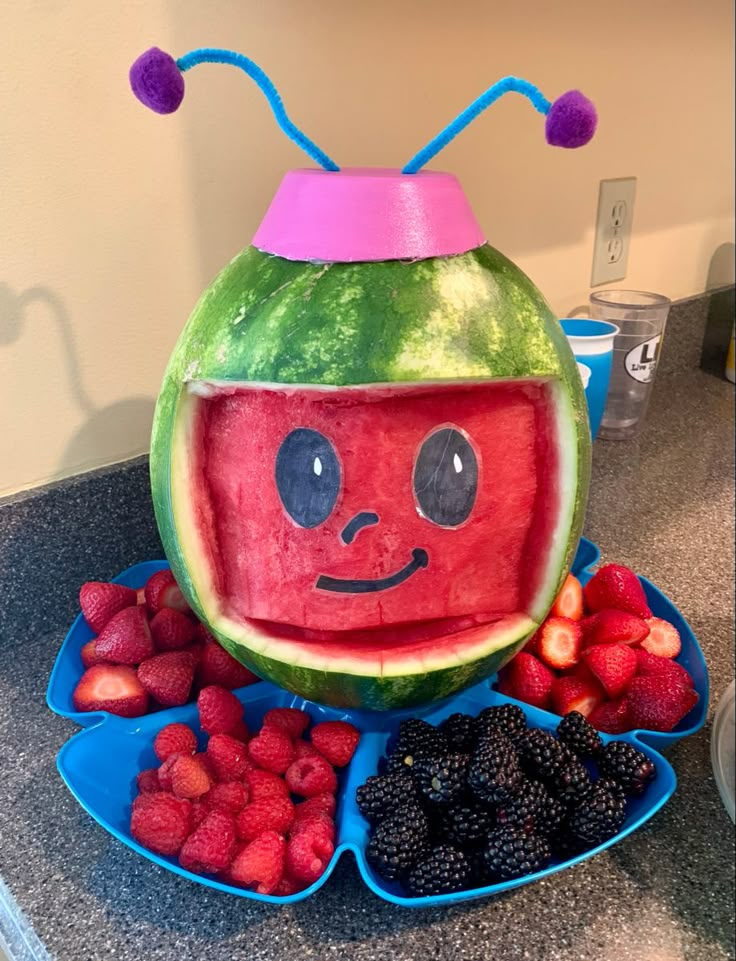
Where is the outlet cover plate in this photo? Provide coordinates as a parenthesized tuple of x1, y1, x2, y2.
(591, 177, 637, 286)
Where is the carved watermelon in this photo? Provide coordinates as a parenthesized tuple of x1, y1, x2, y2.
(150, 242, 591, 709)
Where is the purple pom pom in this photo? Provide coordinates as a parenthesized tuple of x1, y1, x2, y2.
(129, 47, 184, 114)
(545, 90, 597, 148)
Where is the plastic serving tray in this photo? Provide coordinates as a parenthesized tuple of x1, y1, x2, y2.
(47, 538, 709, 907)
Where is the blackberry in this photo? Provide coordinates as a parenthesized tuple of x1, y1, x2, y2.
(405, 844, 472, 897)
(557, 711, 603, 757)
(386, 718, 447, 772)
(517, 728, 571, 780)
(440, 713, 478, 754)
(596, 777, 626, 803)
(551, 758, 593, 803)
(413, 753, 470, 806)
(599, 741, 656, 796)
(440, 800, 495, 846)
(356, 770, 418, 824)
(366, 803, 430, 880)
(463, 845, 491, 888)
(534, 789, 567, 839)
(468, 740, 523, 805)
(568, 783, 626, 847)
(477, 704, 527, 741)
(484, 826, 551, 881)
(496, 779, 559, 835)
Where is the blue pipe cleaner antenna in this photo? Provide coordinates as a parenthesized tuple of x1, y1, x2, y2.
(402, 77, 552, 174)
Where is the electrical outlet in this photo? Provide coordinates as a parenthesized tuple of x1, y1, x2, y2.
(591, 177, 636, 286)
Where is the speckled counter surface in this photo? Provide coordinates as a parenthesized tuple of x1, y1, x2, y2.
(0, 363, 733, 961)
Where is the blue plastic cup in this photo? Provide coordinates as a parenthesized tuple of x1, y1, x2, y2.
(560, 318, 619, 439)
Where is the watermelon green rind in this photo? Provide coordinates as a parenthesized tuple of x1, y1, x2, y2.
(150, 243, 590, 709)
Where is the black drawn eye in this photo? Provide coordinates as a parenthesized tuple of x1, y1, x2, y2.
(275, 428, 341, 528)
(413, 427, 478, 527)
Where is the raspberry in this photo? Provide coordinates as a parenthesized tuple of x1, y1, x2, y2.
(136, 768, 161, 794)
(171, 755, 211, 799)
(197, 686, 244, 736)
(206, 733, 250, 782)
(154, 723, 198, 762)
(310, 721, 360, 767)
(230, 830, 286, 895)
(290, 811, 335, 843)
(293, 793, 336, 820)
(205, 782, 249, 814)
(157, 753, 184, 792)
(272, 874, 305, 896)
(248, 727, 295, 774)
(235, 796, 295, 842)
(293, 740, 322, 761)
(285, 756, 338, 798)
(229, 720, 251, 744)
(194, 752, 218, 782)
(130, 792, 192, 856)
(246, 768, 291, 802)
(263, 707, 310, 739)
(285, 829, 334, 884)
(179, 810, 237, 875)
(190, 798, 211, 829)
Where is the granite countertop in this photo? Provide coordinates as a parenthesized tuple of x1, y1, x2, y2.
(0, 362, 733, 961)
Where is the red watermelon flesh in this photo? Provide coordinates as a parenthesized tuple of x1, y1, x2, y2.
(177, 379, 564, 638)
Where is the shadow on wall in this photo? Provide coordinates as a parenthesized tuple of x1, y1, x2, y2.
(0, 283, 155, 485)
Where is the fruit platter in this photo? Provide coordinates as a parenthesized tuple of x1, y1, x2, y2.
(47, 538, 708, 907)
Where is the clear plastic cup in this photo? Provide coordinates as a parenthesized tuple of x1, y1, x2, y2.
(590, 290, 671, 440)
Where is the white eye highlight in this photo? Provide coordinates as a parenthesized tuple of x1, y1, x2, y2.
(453, 453, 463, 473)
(314, 457, 323, 476)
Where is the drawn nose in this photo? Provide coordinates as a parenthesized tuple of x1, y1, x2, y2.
(340, 511, 379, 545)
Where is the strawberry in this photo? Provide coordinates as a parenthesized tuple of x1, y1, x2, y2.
(179, 810, 237, 875)
(80, 639, 106, 669)
(144, 569, 191, 615)
(205, 782, 249, 814)
(640, 617, 681, 658)
(582, 643, 638, 699)
(195, 633, 259, 690)
(136, 587, 146, 606)
(523, 630, 541, 657)
(197, 686, 244, 736)
(498, 652, 555, 710)
(248, 727, 295, 774)
(290, 811, 335, 843)
(584, 564, 651, 619)
(293, 740, 322, 761)
(627, 675, 699, 732)
(130, 792, 192, 856)
(73, 664, 149, 717)
(310, 721, 360, 767)
(588, 698, 631, 734)
(292, 793, 336, 820)
(136, 768, 161, 794)
(635, 649, 693, 687)
(285, 756, 337, 798)
(229, 830, 286, 895)
(263, 707, 311, 739)
(551, 675, 604, 718)
(150, 608, 196, 651)
(245, 768, 291, 802)
(581, 609, 650, 646)
(138, 651, 196, 707)
(285, 829, 334, 884)
(79, 581, 137, 633)
(171, 755, 211, 799)
(154, 722, 198, 762)
(207, 733, 250, 782)
(538, 617, 583, 670)
(95, 606, 154, 665)
(550, 573, 584, 620)
(235, 796, 295, 841)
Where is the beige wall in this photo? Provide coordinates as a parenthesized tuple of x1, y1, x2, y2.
(1, 0, 733, 496)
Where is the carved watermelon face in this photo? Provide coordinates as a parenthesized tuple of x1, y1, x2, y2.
(152, 245, 590, 709)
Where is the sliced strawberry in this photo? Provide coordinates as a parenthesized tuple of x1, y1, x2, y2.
(635, 648, 693, 687)
(498, 652, 555, 710)
(150, 607, 196, 651)
(95, 606, 154, 665)
(73, 664, 149, 717)
(582, 643, 638, 699)
(581, 609, 650, 646)
(538, 617, 583, 670)
(80, 638, 107, 669)
(550, 573, 584, 620)
(584, 564, 651, 619)
(589, 698, 631, 734)
(551, 674, 604, 718)
(627, 674, 699, 732)
(79, 581, 137, 633)
(144, 569, 190, 615)
(137, 651, 196, 707)
(640, 617, 681, 658)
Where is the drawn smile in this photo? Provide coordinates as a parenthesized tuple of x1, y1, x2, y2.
(315, 548, 429, 594)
